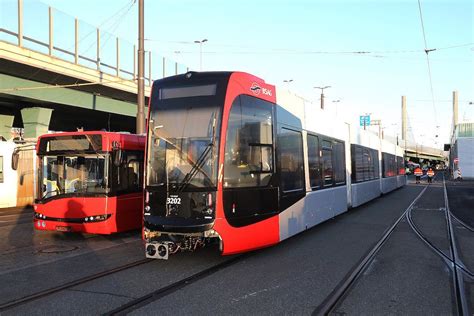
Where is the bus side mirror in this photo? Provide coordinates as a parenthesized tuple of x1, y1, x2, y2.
(11, 149, 19, 171)
(112, 148, 122, 167)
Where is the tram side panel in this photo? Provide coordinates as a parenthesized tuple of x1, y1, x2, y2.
(275, 99, 348, 242)
(349, 128, 382, 208)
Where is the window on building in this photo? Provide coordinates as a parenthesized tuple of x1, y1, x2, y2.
(278, 128, 304, 192)
(224, 95, 274, 188)
(0, 156, 3, 183)
(307, 134, 321, 189)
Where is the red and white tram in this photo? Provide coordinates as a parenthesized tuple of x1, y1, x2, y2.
(143, 72, 406, 259)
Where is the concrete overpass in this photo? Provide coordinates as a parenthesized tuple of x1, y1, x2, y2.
(0, 0, 188, 139)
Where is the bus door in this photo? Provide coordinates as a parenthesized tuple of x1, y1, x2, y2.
(113, 151, 143, 230)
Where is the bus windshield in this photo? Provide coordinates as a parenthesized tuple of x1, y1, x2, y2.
(146, 102, 221, 189)
(39, 154, 107, 199)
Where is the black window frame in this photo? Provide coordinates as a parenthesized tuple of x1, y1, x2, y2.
(333, 140, 346, 185)
(278, 127, 305, 193)
(351, 144, 380, 183)
(382, 152, 397, 178)
(223, 94, 275, 189)
(110, 150, 144, 194)
(307, 133, 346, 190)
(396, 156, 405, 175)
(307, 134, 321, 189)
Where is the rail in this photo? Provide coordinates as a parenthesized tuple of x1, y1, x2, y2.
(0, 0, 190, 86)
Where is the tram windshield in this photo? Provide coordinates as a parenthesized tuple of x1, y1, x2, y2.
(38, 154, 107, 199)
(146, 101, 221, 189)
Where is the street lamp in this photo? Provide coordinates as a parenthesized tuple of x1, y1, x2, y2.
(314, 86, 331, 110)
(283, 79, 293, 89)
(194, 38, 208, 71)
(332, 99, 340, 116)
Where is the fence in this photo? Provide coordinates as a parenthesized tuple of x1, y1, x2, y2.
(0, 0, 189, 86)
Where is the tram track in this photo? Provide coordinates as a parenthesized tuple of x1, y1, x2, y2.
(313, 184, 429, 315)
(103, 253, 248, 315)
(444, 176, 472, 316)
(405, 175, 471, 315)
(315, 175, 472, 315)
(0, 258, 152, 312)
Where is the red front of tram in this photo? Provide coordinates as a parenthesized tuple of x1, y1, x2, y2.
(34, 131, 145, 234)
(144, 72, 280, 258)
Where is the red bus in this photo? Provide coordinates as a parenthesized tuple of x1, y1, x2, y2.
(34, 131, 145, 234)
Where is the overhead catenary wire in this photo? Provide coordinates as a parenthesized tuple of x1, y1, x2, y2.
(144, 38, 473, 55)
(80, 0, 137, 57)
(417, 0, 439, 131)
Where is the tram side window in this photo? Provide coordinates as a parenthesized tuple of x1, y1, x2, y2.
(373, 148, 380, 178)
(382, 152, 397, 178)
(307, 134, 321, 189)
(397, 156, 405, 175)
(113, 151, 143, 192)
(278, 128, 304, 192)
(333, 141, 345, 184)
(0, 156, 3, 183)
(352, 145, 379, 182)
(321, 140, 333, 186)
(224, 95, 274, 188)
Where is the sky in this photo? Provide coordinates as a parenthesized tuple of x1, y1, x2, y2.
(5, 0, 474, 148)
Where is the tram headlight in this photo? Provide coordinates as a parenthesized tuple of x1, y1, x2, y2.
(146, 244, 156, 256)
(157, 245, 167, 257)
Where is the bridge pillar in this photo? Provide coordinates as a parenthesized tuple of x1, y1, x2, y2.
(20, 107, 53, 139)
(0, 115, 14, 140)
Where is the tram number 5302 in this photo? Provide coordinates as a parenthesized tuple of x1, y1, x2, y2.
(167, 196, 181, 205)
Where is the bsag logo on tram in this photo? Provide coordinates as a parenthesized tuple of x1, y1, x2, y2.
(250, 82, 272, 96)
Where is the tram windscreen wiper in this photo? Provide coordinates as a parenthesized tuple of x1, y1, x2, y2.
(177, 113, 217, 191)
(177, 143, 213, 191)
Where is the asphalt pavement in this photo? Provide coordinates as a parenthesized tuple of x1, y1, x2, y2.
(1, 177, 472, 315)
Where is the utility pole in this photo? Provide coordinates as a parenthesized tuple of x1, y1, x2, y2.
(314, 86, 331, 110)
(401, 96, 407, 141)
(453, 90, 458, 128)
(401, 96, 407, 155)
(136, 0, 145, 134)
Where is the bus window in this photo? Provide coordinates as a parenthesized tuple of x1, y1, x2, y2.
(113, 152, 143, 193)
